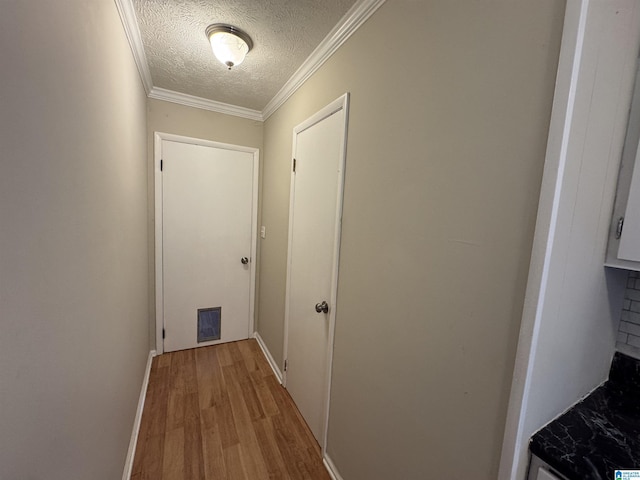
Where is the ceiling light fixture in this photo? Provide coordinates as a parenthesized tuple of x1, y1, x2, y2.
(205, 24, 253, 70)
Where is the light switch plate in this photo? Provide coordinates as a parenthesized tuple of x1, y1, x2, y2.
(260, 226, 266, 239)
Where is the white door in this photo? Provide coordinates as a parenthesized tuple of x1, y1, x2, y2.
(285, 95, 349, 447)
(159, 137, 257, 353)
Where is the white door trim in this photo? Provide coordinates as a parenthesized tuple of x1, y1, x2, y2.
(282, 93, 350, 453)
(154, 132, 259, 355)
(497, 5, 590, 476)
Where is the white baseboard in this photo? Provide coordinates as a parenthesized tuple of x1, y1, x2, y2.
(323, 454, 344, 480)
(122, 349, 156, 480)
(253, 331, 283, 383)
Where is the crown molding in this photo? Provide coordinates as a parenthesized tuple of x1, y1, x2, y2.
(115, 0, 386, 122)
(261, 0, 387, 120)
(113, 0, 153, 94)
(149, 87, 264, 121)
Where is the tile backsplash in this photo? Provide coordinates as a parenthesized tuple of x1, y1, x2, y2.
(618, 271, 640, 350)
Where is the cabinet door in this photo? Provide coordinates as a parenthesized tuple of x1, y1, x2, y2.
(619, 141, 640, 261)
(605, 59, 640, 269)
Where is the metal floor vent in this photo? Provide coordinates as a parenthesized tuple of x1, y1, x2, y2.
(197, 307, 221, 343)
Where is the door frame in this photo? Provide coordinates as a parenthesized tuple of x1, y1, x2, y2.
(154, 132, 259, 355)
(282, 93, 349, 452)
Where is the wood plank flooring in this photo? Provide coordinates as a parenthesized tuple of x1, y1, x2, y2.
(131, 339, 330, 480)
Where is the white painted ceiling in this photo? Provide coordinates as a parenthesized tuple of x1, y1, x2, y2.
(132, 0, 358, 111)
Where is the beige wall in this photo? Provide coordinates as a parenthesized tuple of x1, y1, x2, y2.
(0, 1, 149, 479)
(258, 0, 565, 477)
(146, 99, 264, 348)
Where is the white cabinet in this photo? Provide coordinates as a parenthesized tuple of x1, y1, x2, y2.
(527, 455, 568, 480)
(606, 61, 640, 269)
(535, 467, 562, 480)
(619, 144, 640, 261)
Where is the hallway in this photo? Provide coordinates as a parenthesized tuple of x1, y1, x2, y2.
(131, 339, 330, 479)
(1, 0, 578, 478)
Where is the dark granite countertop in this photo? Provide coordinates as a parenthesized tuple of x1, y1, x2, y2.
(530, 352, 640, 480)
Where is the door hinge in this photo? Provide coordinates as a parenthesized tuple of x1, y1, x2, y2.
(160, 159, 163, 171)
(162, 328, 165, 339)
(293, 158, 296, 173)
(284, 359, 288, 372)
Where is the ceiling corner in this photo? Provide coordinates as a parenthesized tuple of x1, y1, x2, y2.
(149, 87, 264, 122)
(114, 0, 153, 94)
(262, 0, 387, 120)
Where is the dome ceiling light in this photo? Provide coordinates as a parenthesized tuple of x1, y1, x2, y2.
(205, 24, 253, 70)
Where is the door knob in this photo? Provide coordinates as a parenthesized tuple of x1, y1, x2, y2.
(315, 301, 329, 314)
(241, 257, 249, 265)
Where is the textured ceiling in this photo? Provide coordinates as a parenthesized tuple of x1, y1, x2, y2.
(133, 0, 358, 111)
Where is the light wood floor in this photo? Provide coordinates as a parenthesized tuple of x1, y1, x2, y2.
(131, 339, 330, 480)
